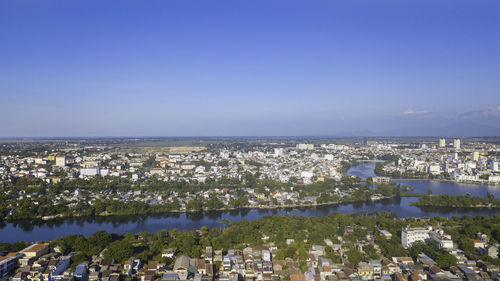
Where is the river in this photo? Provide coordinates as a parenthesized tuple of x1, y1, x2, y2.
(0, 162, 499, 243)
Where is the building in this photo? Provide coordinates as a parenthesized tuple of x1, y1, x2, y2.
(488, 160, 498, 172)
(379, 230, 393, 240)
(429, 230, 453, 249)
(20, 243, 49, 258)
(274, 148, 284, 157)
(427, 164, 441, 175)
(48, 153, 57, 161)
(453, 139, 461, 150)
(296, 144, 314, 150)
(401, 227, 452, 249)
(489, 175, 500, 183)
(74, 263, 88, 281)
(373, 177, 391, 183)
(0, 255, 20, 278)
(439, 139, 446, 148)
(162, 248, 175, 259)
(363, 138, 377, 146)
(19, 244, 49, 266)
(174, 255, 190, 276)
(53, 256, 72, 280)
(472, 152, 479, 162)
(80, 167, 100, 177)
(357, 262, 373, 280)
(402, 227, 430, 249)
(55, 155, 66, 167)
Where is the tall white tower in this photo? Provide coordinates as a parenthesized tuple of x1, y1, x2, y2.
(439, 139, 446, 148)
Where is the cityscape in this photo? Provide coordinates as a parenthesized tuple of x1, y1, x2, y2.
(1, 137, 500, 281)
(2, 1, 500, 281)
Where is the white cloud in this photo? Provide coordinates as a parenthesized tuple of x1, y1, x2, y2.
(403, 108, 428, 115)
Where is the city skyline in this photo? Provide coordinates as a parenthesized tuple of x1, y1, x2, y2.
(2, 0, 500, 137)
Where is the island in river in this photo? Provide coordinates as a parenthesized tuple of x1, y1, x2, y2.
(412, 194, 500, 208)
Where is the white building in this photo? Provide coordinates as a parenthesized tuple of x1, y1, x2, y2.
(34, 158, 46, 165)
(402, 227, 430, 249)
(379, 230, 393, 240)
(373, 177, 391, 183)
(489, 175, 500, 183)
(301, 171, 314, 178)
(274, 148, 284, 157)
(55, 155, 66, 167)
(401, 227, 453, 249)
(489, 160, 498, 172)
(453, 139, 461, 150)
(296, 144, 314, 150)
(472, 152, 479, 162)
(439, 138, 446, 148)
(80, 167, 100, 177)
(427, 164, 441, 174)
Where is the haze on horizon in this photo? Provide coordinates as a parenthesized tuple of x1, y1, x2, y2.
(1, 0, 500, 137)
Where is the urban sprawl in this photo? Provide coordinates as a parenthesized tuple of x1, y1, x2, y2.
(1, 138, 500, 281)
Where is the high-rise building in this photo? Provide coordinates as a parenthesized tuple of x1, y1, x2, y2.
(453, 139, 461, 150)
(489, 159, 499, 172)
(55, 155, 66, 167)
(472, 151, 479, 161)
(439, 138, 446, 147)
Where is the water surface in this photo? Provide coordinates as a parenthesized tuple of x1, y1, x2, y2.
(1, 162, 499, 243)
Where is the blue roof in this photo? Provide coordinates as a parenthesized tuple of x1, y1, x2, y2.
(75, 264, 87, 276)
(457, 265, 474, 274)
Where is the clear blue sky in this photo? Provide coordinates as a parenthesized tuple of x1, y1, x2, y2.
(1, 0, 500, 137)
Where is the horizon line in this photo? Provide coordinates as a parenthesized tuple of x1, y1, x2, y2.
(0, 135, 498, 140)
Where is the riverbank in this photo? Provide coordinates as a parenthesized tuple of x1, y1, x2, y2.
(410, 194, 500, 208)
(2, 197, 500, 244)
(7, 193, 423, 223)
(412, 203, 500, 208)
(393, 178, 500, 186)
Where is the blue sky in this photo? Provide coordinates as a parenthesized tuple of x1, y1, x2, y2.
(1, 0, 500, 137)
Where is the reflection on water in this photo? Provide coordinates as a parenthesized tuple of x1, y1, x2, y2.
(346, 162, 377, 179)
(1, 162, 499, 243)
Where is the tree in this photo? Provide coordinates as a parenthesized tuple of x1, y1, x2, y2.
(104, 240, 134, 263)
(71, 253, 89, 270)
(88, 231, 112, 250)
(458, 239, 475, 254)
(186, 198, 203, 212)
(346, 244, 364, 266)
(284, 246, 297, 259)
(363, 244, 378, 259)
(206, 194, 223, 210)
(435, 253, 457, 269)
